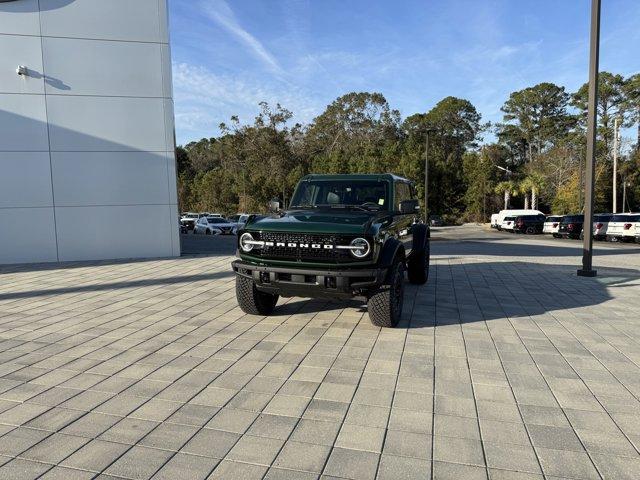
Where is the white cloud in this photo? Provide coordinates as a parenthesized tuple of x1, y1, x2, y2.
(200, 0, 283, 75)
(172, 62, 324, 144)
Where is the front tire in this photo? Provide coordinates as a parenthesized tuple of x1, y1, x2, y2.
(236, 276, 279, 315)
(368, 261, 405, 328)
(408, 241, 430, 285)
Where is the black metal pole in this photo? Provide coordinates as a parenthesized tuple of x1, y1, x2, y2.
(578, 0, 601, 277)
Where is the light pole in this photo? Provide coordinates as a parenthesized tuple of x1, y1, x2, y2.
(613, 117, 619, 213)
(424, 127, 435, 223)
(578, 0, 600, 278)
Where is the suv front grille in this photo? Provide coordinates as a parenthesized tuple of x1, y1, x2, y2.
(249, 232, 360, 263)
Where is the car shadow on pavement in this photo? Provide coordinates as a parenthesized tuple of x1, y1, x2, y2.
(265, 261, 640, 327)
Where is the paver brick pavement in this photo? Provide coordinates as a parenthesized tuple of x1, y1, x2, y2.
(0, 226, 639, 478)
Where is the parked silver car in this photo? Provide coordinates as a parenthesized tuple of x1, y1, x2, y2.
(194, 216, 237, 235)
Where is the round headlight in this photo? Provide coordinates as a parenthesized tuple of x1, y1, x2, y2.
(350, 238, 371, 258)
(239, 232, 255, 252)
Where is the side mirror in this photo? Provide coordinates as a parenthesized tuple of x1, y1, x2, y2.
(268, 199, 281, 213)
(399, 199, 419, 215)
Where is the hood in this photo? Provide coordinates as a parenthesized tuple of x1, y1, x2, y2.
(245, 209, 381, 234)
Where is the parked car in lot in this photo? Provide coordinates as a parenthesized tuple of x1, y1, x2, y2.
(229, 213, 251, 229)
(501, 216, 516, 232)
(180, 212, 199, 231)
(543, 215, 563, 237)
(490, 213, 500, 228)
(194, 216, 237, 235)
(636, 222, 640, 243)
(558, 215, 584, 239)
(495, 209, 544, 231)
(430, 214, 444, 227)
(606, 213, 640, 242)
(592, 213, 613, 241)
(513, 214, 545, 234)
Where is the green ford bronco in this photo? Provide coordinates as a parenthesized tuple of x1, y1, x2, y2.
(232, 174, 430, 327)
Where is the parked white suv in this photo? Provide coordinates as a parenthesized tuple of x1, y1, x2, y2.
(622, 214, 640, 242)
(543, 215, 563, 238)
(501, 216, 516, 232)
(592, 213, 613, 241)
(607, 214, 640, 242)
(495, 209, 544, 231)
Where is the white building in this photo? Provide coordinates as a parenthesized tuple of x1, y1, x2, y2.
(0, 0, 180, 264)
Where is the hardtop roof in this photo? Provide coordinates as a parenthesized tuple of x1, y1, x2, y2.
(300, 173, 412, 183)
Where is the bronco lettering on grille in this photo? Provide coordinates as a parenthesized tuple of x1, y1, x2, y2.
(269, 242, 335, 249)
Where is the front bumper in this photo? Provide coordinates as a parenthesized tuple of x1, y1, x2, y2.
(232, 260, 387, 299)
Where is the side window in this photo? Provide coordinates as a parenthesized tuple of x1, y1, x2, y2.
(394, 182, 412, 210)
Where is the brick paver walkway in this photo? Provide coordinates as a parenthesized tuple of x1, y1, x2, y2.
(1, 227, 640, 479)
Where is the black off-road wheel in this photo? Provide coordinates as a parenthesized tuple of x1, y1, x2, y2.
(368, 261, 405, 328)
(408, 241, 430, 285)
(236, 276, 279, 315)
(525, 226, 536, 235)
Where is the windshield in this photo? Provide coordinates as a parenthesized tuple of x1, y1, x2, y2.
(546, 216, 562, 222)
(291, 180, 389, 210)
(208, 217, 228, 223)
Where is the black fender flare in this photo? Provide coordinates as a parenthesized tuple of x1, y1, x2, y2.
(378, 237, 406, 270)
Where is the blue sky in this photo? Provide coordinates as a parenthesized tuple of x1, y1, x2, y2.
(169, 0, 640, 146)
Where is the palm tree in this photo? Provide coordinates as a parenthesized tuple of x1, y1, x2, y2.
(519, 178, 534, 210)
(528, 173, 546, 210)
(494, 181, 518, 210)
(519, 174, 546, 210)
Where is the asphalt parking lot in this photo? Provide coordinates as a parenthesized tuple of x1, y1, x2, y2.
(1, 225, 640, 479)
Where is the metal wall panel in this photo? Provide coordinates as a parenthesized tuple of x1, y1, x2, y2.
(43, 37, 164, 97)
(0, 208, 58, 264)
(55, 204, 173, 262)
(0, 152, 53, 208)
(51, 152, 171, 207)
(0, 34, 44, 94)
(40, 0, 162, 42)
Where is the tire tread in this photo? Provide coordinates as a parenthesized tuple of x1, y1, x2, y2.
(236, 276, 278, 315)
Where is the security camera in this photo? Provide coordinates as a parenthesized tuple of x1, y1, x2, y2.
(17, 66, 28, 76)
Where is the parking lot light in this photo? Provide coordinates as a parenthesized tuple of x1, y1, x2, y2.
(578, 0, 601, 278)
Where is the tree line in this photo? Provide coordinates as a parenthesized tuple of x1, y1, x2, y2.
(176, 72, 640, 221)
